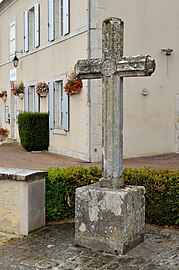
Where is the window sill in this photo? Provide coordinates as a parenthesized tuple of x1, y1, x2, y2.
(52, 129, 67, 136)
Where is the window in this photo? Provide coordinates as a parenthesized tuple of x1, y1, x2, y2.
(9, 20, 16, 57)
(24, 3, 40, 51)
(29, 7, 35, 51)
(49, 80, 69, 131)
(5, 106, 9, 123)
(54, 81, 64, 129)
(48, 0, 55, 41)
(48, 0, 69, 40)
(24, 85, 39, 112)
(61, 0, 70, 36)
(34, 3, 40, 47)
(24, 11, 29, 52)
(28, 86, 35, 112)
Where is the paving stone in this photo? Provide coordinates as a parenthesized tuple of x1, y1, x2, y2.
(133, 257, 147, 265)
(115, 257, 134, 264)
(0, 223, 178, 270)
(100, 262, 122, 270)
(85, 255, 114, 269)
(121, 266, 140, 270)
(143, 263, 161, 270)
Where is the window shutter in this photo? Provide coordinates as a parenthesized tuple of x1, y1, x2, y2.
(24, 86, 29, 111)
(62, 79, 69, 131)
(9, 21, 16, 57)
(24, 10, 29, 52)
(34, 3, 40, 48)
(63, 0, 69, 35)
(34, 86, 39, 112)
(49, 82, 54, 129)
(48, 0, 55, 41)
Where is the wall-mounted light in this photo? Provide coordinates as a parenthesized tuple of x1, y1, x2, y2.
(161, 48, 173, 74)
(13, 50, 23, 68)
(161, 48, 173, 56)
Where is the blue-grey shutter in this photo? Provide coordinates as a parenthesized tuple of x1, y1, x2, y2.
(34, 3, 40, 48)
(34, 85, 39, 112)
(49, 82, 54, 129)
(63, 0, 69, 35)
(48, 0, 55, 41)
(24, 86, 29, 111)
(9, 21, 16, 57)
(62, 79, 69, 131)
(24, 10, 29, 52)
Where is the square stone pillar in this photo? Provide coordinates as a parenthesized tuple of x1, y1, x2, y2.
(0, 168, 47, 235)
(75, 184, 145, 255)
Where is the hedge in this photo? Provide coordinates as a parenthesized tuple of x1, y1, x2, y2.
(46, 166, 179, 226)
(123, 167, 179, 226)
(18, 112, 49, 151)
(46, 166, 101, 221)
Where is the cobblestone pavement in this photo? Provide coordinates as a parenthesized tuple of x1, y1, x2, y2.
(0, 141, 179, 269)
(0, 223, 178, 270)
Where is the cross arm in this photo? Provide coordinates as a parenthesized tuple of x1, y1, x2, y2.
(116, 55, 155, 77)
(75, 59, 102, 79)
(75, 55, 155, 80)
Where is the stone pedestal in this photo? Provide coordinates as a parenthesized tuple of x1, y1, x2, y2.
(0, 167, 47, 235)
(75, 184, 145, 255)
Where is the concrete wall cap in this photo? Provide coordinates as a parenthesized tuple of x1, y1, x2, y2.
(0, 167, 48, 182)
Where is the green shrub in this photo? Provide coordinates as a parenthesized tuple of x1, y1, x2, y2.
(18, 112, 49, 151)
(45, 166, 179, 226)
(123, 167, 179, 226)
(46, 166, 101, 221)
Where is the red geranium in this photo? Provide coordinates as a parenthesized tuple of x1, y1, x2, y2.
(64, 71, 83, 96)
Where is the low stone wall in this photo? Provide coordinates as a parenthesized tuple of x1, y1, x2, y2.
(0, 168, 47, 235)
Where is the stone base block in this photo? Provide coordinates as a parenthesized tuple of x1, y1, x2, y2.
(75, 184, 145, 255)
(0, 168, 47, 235)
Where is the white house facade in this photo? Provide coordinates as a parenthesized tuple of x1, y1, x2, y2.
(0, 0, 178, 162)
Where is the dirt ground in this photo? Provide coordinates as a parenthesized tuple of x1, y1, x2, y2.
(0, 141, 178, 171)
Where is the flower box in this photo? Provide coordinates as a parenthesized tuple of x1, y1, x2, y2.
(0, 90, 7, 101)
(11, 81, 24, 97)
(40, 92, 47, 97)
(36, 82, 49, 97)
(19, 93, 24, 99)
(64, 71, 83, 96)
(2, 96, 7, 101)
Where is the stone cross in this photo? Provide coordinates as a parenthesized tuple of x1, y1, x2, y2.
(75, 17, 155, 188)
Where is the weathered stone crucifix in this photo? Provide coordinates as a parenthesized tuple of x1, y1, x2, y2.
(75, 17, 155, 255)
(75, 17, 155, 188)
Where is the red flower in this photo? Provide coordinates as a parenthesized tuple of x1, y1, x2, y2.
(64, 71, 83, 96)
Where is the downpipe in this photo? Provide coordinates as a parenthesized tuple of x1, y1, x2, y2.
(87, 0, 92, 162)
